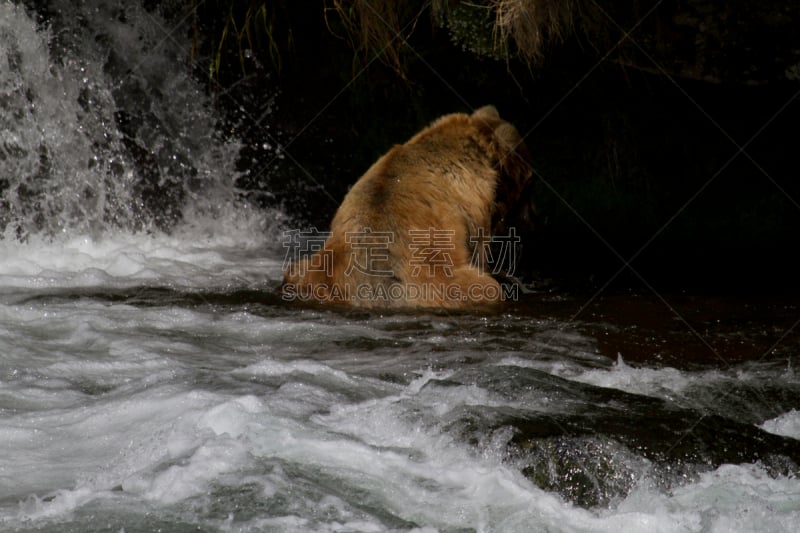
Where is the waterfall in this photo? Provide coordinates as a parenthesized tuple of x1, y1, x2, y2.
(0, 0, 259, 240)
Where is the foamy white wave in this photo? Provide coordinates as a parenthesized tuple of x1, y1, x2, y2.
(494, 354, 599, 377)
(569, 354, 696, 399)
(0, 228, 285, 291)
(498, 354, 719, 406)
(2, 340, 799, 532)
(610, 463, 800, 533)
(237, 359, 368, 389)
(760, 409, 800, 439)
(2, 386, 216, 512)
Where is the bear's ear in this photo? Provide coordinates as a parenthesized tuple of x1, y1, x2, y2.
(472, 105, 500, 122)
(494, 123, 522, 152)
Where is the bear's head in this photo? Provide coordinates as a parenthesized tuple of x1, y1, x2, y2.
(471, 106, 536, 238)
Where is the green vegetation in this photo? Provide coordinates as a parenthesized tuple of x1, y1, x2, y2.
(326, 0, 586, 74)
(191, 0, 292, 80)
(192, 0, 590, 81)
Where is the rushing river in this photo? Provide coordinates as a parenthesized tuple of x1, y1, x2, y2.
(2, 233, 800, 533)
(2, 1, 800, 532)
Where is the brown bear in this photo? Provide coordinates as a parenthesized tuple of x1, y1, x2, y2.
(282, 105, 533, 309)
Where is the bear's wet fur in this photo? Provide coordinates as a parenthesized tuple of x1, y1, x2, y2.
(283, 105, 533, 309)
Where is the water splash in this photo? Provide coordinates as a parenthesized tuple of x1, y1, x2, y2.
(0, 1, 260, 240)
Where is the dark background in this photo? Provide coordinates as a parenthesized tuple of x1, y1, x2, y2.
(191, 0, 800, 294)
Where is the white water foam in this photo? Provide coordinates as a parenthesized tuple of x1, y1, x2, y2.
(609, 464, 800, 533)
(761, 409, 800, 439)
(0, 226, 285, 293)
(569, 354, 697, 400)
(2, 311, 800, 532)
